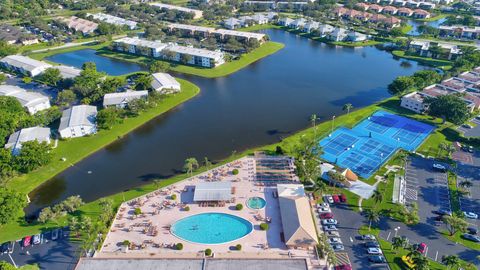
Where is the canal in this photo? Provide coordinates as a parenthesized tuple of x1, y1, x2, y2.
(29, 29, 425, 213)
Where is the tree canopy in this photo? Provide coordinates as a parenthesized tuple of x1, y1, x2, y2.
(426, 94, 470, 125)
(0, 188, 27, 225)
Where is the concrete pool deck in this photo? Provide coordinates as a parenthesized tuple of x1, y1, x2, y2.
(98, 157, 315, 261)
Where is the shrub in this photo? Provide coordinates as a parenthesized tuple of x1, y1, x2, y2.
(183, 206, 190, 211)
(205, 248, 212, 256)
(236, 244, 242, 251)
(232, 169, 239, 175)
(260, 223, 269, 231)
(236, 203, 243, 210)
(176, 243, 183, 250)
(171, 194, 177, 200)
(134, 208, 142, 215)
(122, 240, 130, 246)
(275, 146, 284, 155)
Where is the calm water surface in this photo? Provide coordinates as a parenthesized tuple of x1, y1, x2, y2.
(28, 29, 425, 214)
(407, 18, 447, 36)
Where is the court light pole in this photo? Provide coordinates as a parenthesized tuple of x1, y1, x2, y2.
(331, 115, 336, 134)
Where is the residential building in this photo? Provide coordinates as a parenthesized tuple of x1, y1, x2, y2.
(317, 24, 335, 36)
(243, 1, 277, 10)
(0, 85, 50, 114)
(5, 127, 51, 155)
(0, 55, 52, 77)
(405, 1, 421, 8)
(412, 9, 431, 19)
(58, 105, 98, 138)
(89, 13, 138, 30)
(224, 18, 242, 29)
(113, 37, 168, 58)
(397, 7, 414, 16)
(278, 17, 294, 27)
(103, 90, 149, 108)
(347, 31, 367, 42)
(356, 2, 370, 10)
(151, 72, 181, 94)
(438, 25, 480, 39)
(382, 5, 398, 15)
(0, 24, 38, 45)
(150, 3, 203, 19)
(409, 40, 461, 60)
(400, 91, 429, 113)
(166, 23, 267, 43)
(60, 16, 98, 35)
(276, 2, 309, 9)
(55, 65, 82, 79)
(303, 21, 320, 33)
(290, 18, 306, 29)
(457, 71, 480, 84)
(327, 27, 348, 41)
(166, 45, 225, 68)
(251, 14, 270, 24)
(369, 4, 384, 12)
(277, 184, 318, 248)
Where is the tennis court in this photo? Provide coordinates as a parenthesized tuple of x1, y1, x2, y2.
(319, 111, 434, 178)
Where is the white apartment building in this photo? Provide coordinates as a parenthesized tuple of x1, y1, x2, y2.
(58, 105, 98, 138)
(5, 127, 51, 155)
(151, 73, 181, 94)
(0, 55, 52, 77)
(0, 85, 50, 114)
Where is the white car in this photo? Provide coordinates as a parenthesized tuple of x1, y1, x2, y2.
(326, 231, 340, 237)
(367, 247, 382, 255)
(324, 195, 334, 204)
(321, 219, 338, 225)
(328, 237, 343, 244)
(318, 207, 331, 213)
(323, 225, 338, 231)
(318, 202, 330, 208)
(464, 212, 478, 219)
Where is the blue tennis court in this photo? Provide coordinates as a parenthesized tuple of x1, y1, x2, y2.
(319, 110, 434, 178)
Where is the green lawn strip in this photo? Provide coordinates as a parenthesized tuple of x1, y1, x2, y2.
(448, 171, 461, 213)
(96, 41, 285, 78)
(442, 230, 480, 251)
(18, 265, 40, 270)
(413, 14, 447, 22)
(399, 24, 413, 35)
(359, 226, 475, 270)
(5, 79, 199, 194)
(392, 50, 453, 68)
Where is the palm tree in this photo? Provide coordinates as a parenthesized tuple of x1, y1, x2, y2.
(397, 151, 409, 169)
(152, 179, 162, 190)
(438, 142, 448, 157)
(392, 237, 407, 254)
(310, 114, 318, 142)
(446, 144, 456, 159)
(412, 253, 430, 270)
(313, 179, 327, 197)
(183, 157, 199, 176)
(442, 255, 460, 270)
(69, 217, 81, 238)
(365, 208, 380, 231)
(372, 189, 383, 205)
(343, 103, 353, 115)
(203, 157, 212, 169)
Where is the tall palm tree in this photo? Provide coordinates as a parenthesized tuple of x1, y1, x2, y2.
(438, 142, 448, 157)
(313, 179, 327, 197)
(442, 255, 460, 270)
(183, 157, 199, 176)
(412, 253, 430, 270)
(152, 179, 162, 190)
(69, 217, 81, 238)
(310, 114, 318, 142)
(446, 144, 456, 159)
(203, 157, 212, 169)
(397, 151, 409, 169)
(392, 236, 407, 254)
(372, 189, 383, 205)
(343, 103, 353, 115)
(365, 208, 380, 231)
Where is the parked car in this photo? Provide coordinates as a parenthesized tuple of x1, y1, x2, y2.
(416, 242, 427, 254)
(464, 211, 478, 219)
(361, 234, 376, 241)
(339, 194, 347, 202)
(367, 247, 382, 255)
(23, 236, 32, 247)
(324, 195, 334, 204)
(323, 225, 338, 231)
(318, 207, 331, 213)
(331, 243, 345, 251)
(51, 229, 60, 241)
(462, 233, 480, 242)
(369, 255, 387, 263)
(0, 243, 8, 254)
(32, 234, 41, 245)
(318, 202, 329, 208)
(467, 227, 478, 235)
(433, 163, 447, 172)
(320, 212, 334, 219)
(364, 241, 380, 248)
(326, 231, 340, 237)
(321, 219, 338, 225)
(462, 124, 473, 129)
(433, 209, 452, 216)
(468, 146, 474, 153)
(334, 264, 352, 270)
(328, 237, 343, 244)
(332, 194, 340, 203)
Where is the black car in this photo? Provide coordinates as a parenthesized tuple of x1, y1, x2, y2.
(0, 242, 8, 254)
(467, 227, 478, 235)
(364, 241, 380, 248)
(462, 233, 480, 242)
(433, 209, 452, 216)
(369, 255, 387, 263)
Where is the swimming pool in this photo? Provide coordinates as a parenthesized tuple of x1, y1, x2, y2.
(171, 213, 253, 244)
(246, 197, 266, 209)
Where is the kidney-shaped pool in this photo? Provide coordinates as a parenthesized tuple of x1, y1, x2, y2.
(171, 212, 253, 245)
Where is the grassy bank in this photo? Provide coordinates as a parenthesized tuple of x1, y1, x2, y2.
(97, 41, 284, 78)
(5, 79, 199, 194)
(27, 42, 109, 61)
(392, 50, 453, 69)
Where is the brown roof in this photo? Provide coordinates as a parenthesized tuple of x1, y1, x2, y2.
(355, 2, 370, 10)
(397, 7, 413, 13)
(413, 9, 430, 15)
(369, 4, 383, 10)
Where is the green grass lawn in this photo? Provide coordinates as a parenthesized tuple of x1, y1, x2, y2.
(27, 42, 109, 61)
(392, 50, 453, 69)
(238, 24, 282, 32)
(399, 24, 413, 35)
(96, 41, 285, 78)
(442, 230, 480, 251)
(414, 14, 447, 22)
(5, 79, 199, 194)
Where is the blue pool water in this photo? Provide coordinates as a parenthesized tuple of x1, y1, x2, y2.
(171, 213, 253, 244)
(319, 111, 434, 178)
(246, 197, 266, 209)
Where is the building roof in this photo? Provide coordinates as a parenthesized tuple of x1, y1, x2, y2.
(0, 85, 49, 108)
(89, 13, 137, 29)
(150, 3, 203, 18)
(213, 29, 266, 40)
(103, 90, 148, 107)
(55, 65, 81, 79)
(167, 45, 225, 60)
(193, 182, 232, 201)
(5, 126, 50, 150)
(61, 16, 98, 34)
(0, 24, 35, 43)
(59, 105, 97, 131)
(277, 184, 318, 246)
(114, 37, 168, 51)
(1, 55, 52, 73)
(342, 168, 358, 181)
(168, 23, 213, 33)
(151, 73, 180, 90)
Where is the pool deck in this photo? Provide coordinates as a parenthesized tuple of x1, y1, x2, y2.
(98, 157, 315, 261)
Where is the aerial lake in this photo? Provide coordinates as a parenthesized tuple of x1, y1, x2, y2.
(29, 29, 426, 214)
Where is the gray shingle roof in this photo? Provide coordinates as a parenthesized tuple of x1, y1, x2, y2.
(5, 126, 51, 151)
(0, 55, 51, 73)
(103, 90, 148, 107)
(0, 85, 49, 108)
(193, 182, 232, 201)
(59, 105, 97, 131)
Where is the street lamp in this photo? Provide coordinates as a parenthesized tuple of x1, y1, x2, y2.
(331, 115, 336, 134)
(394, 226, 401, 238)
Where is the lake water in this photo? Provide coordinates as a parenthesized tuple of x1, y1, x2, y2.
(407, 18, 447, 36)
(28, 29, 425, 214)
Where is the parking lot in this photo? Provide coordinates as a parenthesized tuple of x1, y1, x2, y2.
(0, 228, 79, 270)
(404, 157, 451, 225)
(457, 148, 480, 227)
(461, 117, 480, 138)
